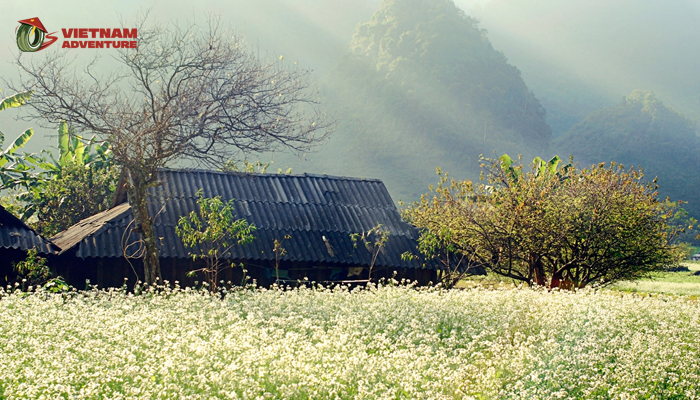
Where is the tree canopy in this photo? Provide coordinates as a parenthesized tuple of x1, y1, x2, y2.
(404, 155, 691, 289)
(0, 88, 36, 191)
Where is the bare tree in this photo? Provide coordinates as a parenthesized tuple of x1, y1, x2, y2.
(8, 17, 333, 284)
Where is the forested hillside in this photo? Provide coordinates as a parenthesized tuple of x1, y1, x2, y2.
(276, 0, 552, 201)
(556, 91, 700, 218)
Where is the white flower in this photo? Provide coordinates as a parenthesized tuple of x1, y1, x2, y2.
(0, 285, 698, 399)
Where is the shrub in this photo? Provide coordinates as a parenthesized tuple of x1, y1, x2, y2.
(12, 249, 50, 286)
(176, 189, 256, 291)
(404, 155, 694, 289)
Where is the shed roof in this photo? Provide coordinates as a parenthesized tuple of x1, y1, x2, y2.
(0, 206, 58, 255)
(52, 169, 433, 269)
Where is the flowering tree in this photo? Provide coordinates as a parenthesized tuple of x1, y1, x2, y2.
(404, 155, 693, 289)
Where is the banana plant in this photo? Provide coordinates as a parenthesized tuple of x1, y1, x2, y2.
(38, 120, 111, 173)
(498, 154, 523, 184)
(17, 120, 113, 221)
(1, 90, 115, 225)
(499, 154, 573, 186)
(0, 88, 37, 190)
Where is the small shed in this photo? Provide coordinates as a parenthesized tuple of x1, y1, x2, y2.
(0, 205, 59, 285)
(51, 169, 438, 288)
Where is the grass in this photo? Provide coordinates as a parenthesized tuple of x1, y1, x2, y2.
(1, 284, 699, 399)
(611, 262, 700, 297)
(459, 262, 700, 297)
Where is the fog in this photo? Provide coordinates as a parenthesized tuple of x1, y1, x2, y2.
(1, 0, 698, 204)
(471, 0, 700, 133)
(0, 0, 381, 152)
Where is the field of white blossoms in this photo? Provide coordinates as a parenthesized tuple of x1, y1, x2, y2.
(1, 284, 699, 399)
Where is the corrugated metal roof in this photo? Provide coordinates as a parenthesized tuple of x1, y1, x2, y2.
(52, 169, 434, 269)
(0, 206, 58, 255)
(51, 202, 131, 254)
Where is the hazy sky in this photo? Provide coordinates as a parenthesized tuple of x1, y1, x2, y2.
(1, 0, 697, 158)
(0, 0, 492, 152)
(0, 0, 376, 152)
(472, 0, 700, 122)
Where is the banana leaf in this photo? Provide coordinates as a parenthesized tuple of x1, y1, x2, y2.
(546, 156, 561, 175)
(3, 128, 34, 156)
(58, 121, 71, 164)
(0, 128, 34, 167)
(0, 90, 32, 112)
(499, 154, 523, 183)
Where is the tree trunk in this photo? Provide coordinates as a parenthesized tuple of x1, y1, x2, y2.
(529, 254, 546, 287)
(550, 270, 574, 290)
(125, 168, 161, 285)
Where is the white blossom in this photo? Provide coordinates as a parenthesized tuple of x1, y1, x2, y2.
(0, 285, 698, 399)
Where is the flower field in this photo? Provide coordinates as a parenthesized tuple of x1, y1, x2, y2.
(1, 284, 699, 399)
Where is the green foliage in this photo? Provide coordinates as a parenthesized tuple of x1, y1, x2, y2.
(0, 89, 33, 112)
(221, 160, 272, 174)
(26, 162, 118, 236)
(676, 243, 697, 261)
(404, 154, 691, 289)
(7, 121, 118, 236)
(0, 88, 37, 191)
(12, 249, 50, 286)
(176, 190, 256, 291)
(350, 224, 389, 281)
(49, 120, 112, 170)
(404, 225, 478, 288)
(0, 129, 34, 167)
(221, 160, 292, 175)
(556, 90, 700, 223)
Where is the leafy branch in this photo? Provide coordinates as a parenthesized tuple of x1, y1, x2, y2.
(350, 224, 389, 282)
(176, 189, 256, 291)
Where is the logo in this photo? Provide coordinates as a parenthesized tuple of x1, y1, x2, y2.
(16, 17, 58, 52)
(15, 18, 137, 52)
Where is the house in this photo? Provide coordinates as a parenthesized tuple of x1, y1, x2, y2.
(0, 205, 59, 285)
(692, 253, 700, 262)
(50, 169, 439, 288)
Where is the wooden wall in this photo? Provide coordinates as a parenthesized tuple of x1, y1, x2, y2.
(49, 254, 439, 290)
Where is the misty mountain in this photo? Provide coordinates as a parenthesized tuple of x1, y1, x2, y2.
(275, 0, 552, 201)
(555, 90, 700, 218)
(472, 0, 700, 135)
(5, 0, 698, 210)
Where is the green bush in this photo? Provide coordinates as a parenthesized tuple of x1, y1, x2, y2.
(404, 155, 693, 289)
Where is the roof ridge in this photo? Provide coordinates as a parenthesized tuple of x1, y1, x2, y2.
(157, 167, 385, 183)
(87, 215, 418, 237)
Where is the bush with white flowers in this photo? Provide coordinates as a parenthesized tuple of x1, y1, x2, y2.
(0, 284, 698, 399)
